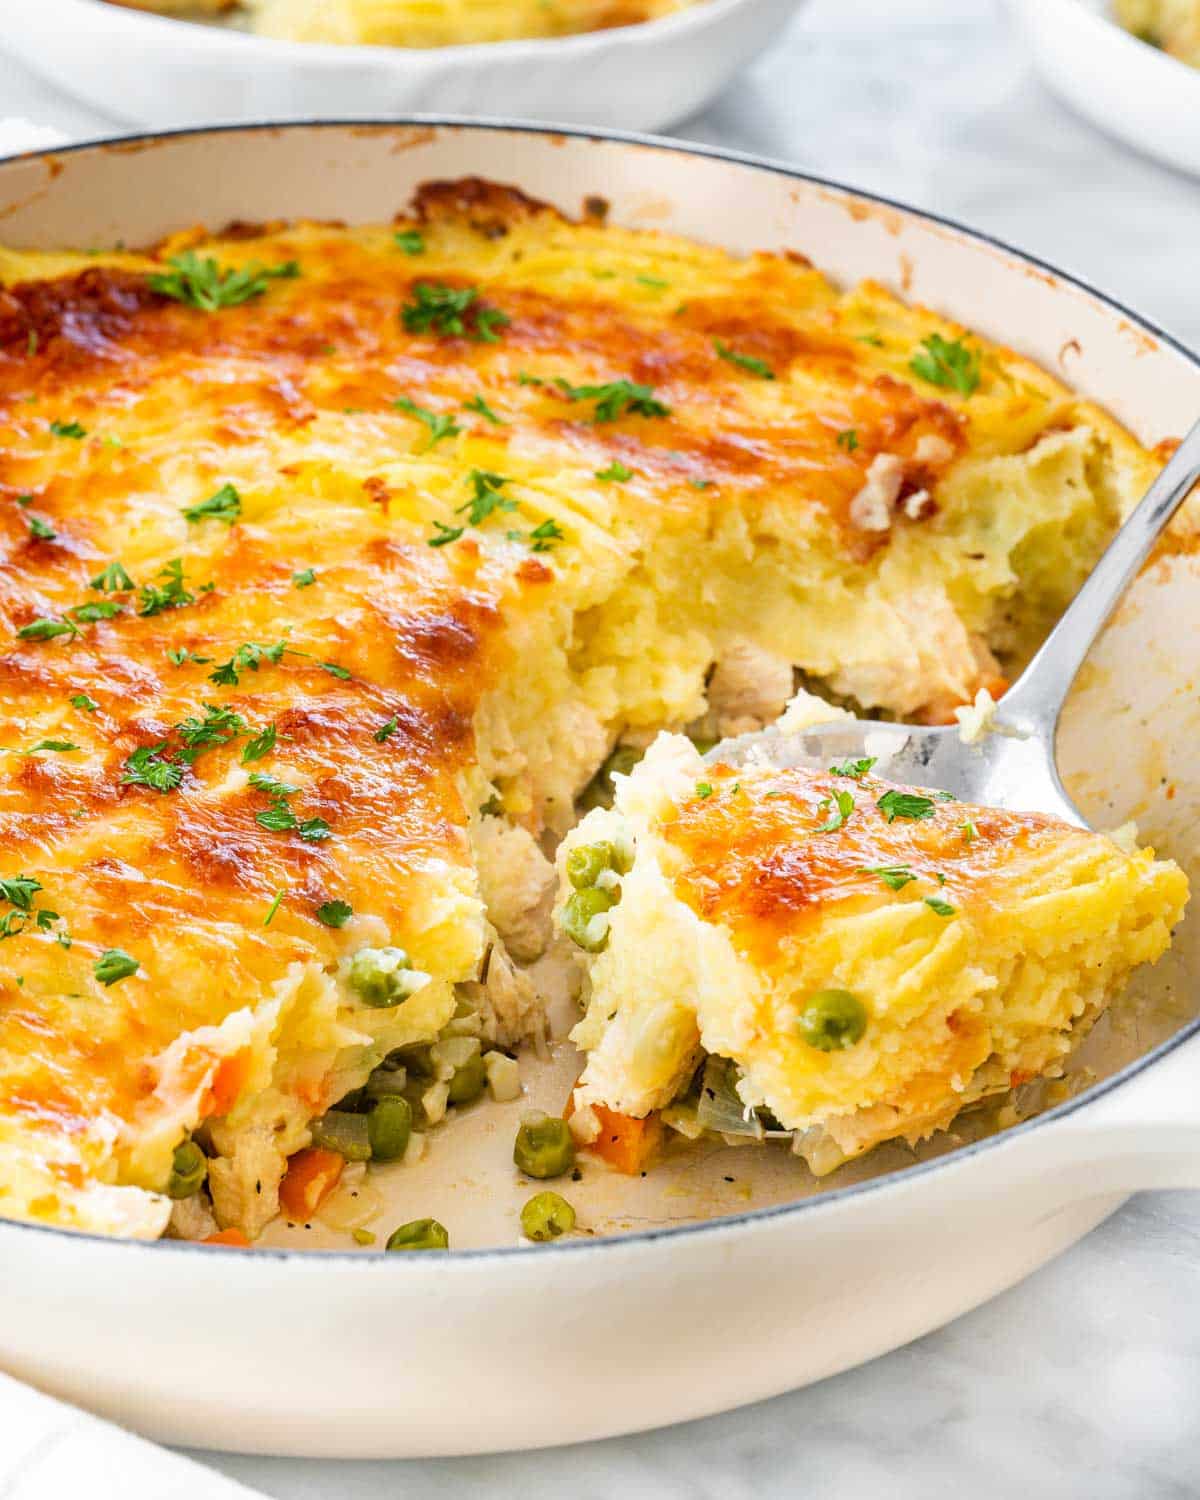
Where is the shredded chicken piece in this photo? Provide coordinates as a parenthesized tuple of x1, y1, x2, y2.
(473, 818, 555, 961)
(461, 941, 545, 1050)
(706, 638, 796, 737)
(849, 453, 905, 532)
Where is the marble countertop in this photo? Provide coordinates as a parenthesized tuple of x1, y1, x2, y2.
(3, 1, 1200, 1494)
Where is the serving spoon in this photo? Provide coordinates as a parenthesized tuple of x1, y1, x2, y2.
(711, 418, 1200, 825)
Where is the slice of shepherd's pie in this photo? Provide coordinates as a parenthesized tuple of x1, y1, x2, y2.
(559, 735, 1188, 1174)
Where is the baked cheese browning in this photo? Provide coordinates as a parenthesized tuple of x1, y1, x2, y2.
(561, 737, 1188, 1170)
(0, 178, 1174, 1238)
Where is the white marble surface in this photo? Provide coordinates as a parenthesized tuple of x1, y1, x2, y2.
(4, 1, 1200, 1494)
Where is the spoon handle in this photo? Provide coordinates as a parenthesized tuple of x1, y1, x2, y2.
(999, 416, 1200, 736)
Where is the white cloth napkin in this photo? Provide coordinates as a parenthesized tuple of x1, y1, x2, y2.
(0, 114, 268, 1500)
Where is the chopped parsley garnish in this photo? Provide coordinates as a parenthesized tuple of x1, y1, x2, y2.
(293, 568, 317, 589)
(17, 617, 79, 642)
(595, 461, 633, 482)
(394, 395, 462, 450)
(463, 394, 506, 425)
(122, 743, 184, 793)
(458, 469, 517, 527)
(857, 333, 884, 348)
(961, 819, 978, 844)
(147, 252, 300, 312)
(138, 559, 204, 617)
(924, 896, 956, 917)
(249, 772, 331, 842)
(933, 789, 957, 802)
(688, 478, 713, 491)
(713, 339, 774, 379)
(263, 890, 286, 927)
(23, 740, 78, 754)
(90, 561, 134, 592)
(94, 948, 139, 985)
(401, 282, 509, 343)
(183, 482, 241, 525)
(816, 787, 855, 833)
(374, 716, 398, 743)
(830, 757, 876, 780)
(70, 600, 122, 624)
(315, 900, 354, 929)
(876, 789, 937, 823)
(15, 494, 34, 507)
(836, 429, 859, 452)
(319, 661, 351, 681)
(167, 648, 212, 666)
(248, 771, 299, 799)
(554, 378, 670, 423)
(208, 639, 290, 687)
(0, 875, 42, 911)
(529, 519, 563, 553)
(27, 515, 55, 541)
(909, 333, 981, 397)
(240, 724, 277, 764)
(636, 274, 669, 289)
(50, 420, 86, 439)
(696, 782, 714, 799)
(428, 520, 464, 548)
(860, 864, 917, 891)
(70, 693, 99, 713)
(394, 230, 425, 256)
(176, 704, 249, 758)
(517, 371, 544, 387)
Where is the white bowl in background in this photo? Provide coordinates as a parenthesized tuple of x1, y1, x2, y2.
(1, 0, 800, 132)
(1011, 0, 1200, 178)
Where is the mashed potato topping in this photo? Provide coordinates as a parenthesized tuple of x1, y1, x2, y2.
(0, 177, 1181, 1238)
(561, 737, 1188, 1171)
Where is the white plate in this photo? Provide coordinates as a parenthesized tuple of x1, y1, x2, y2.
(1010, 0, 1200, 178)
(1, 0, 799, 132)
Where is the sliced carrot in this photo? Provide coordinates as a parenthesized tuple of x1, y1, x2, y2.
(205, 1049, 250, 1117)
(203, 1228, 250, 1248)
(567, 1092, 663, 1176)
(278, 1146, 344, 1221)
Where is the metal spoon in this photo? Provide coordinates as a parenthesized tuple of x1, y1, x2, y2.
(710, 419, 1200, 826)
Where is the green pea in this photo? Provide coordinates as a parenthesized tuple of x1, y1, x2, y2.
(566, 838, 634, 891)
(367, 1095, 412, 1161)
(310, 1109, 372, 1161)
(521, 1190, 576, 1242)
(386, 1217, 449, 1252)
(796, 989, 869, 1051)
(579, 744, 644, 811)
(513, 1113, 575, 1179)
(561, 887, 614, 952)
(166, 1138, 207, 1199)
(447, 1053, 486, 1105)
(348, 946, 420, 1008)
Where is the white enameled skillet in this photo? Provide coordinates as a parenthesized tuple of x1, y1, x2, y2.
(0, 122, 1199, 1459)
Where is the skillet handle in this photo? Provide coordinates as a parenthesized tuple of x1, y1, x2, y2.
(1033, 1033, 1200, 1193)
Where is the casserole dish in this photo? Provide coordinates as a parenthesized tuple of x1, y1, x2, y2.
(1011, 0, 1200, 179)
(0, 0, 797, 133)
(0, 120, 1198, 1458)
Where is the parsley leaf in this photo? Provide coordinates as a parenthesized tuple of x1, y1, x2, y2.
(463, 393, 506, 426)
(394, 395, 462, 450)
(138, 559, 202, 617)
(71, 693, 99, 713)
(636, 274, 669, 289)
(255, 804, 295, 832)
(924, 895, 956, 917)
(148, 252, 300, 312)
(27, 515, 55, 540)
(23, 740, 78, 754)
(263, 889, 286, 926)
(167, 648, 212, 666)
(175, 704, 249, 758)
(50, 419, 86, 439)
(696, 782, 714, 799)
(90, 561, 134, 592)
(298, 817, 331, 843)
(374, 716, 398, 743)
(517, 371, 543, 387)
(0, 875, 42, 911)
(836, 429, 859, 452)
(458, 469, 517, 527)
(876, 790, 937, 823)
(529, 519, 563, 553)
(94, 948, 139, 985)
(70, 600, 122, 624)
(241, 724, 277, 764)
(860, 864, 917, 891)
(248, 771, 300, 798)
(554, 378, 669, 423)
(183, 482, 242, 525)
(401, 282, 509, 342)
(595, 461, 633, 482)
(816, 787, 855, 833)
(315, 899, 353, 928)
(319, 661, 351, 680)
(208, 640, 289, 687)
(830, 757, 876, 780)
(122, 743, 184, 793)
(17, 617, 79, 642)
(394, 230, 425, 256)
(713, 339, 775, 379)
(428, 520, 464, 548)
(961, 819, 979, 844)
(293, 568, 316, 589)
(909, 334, 981, 397)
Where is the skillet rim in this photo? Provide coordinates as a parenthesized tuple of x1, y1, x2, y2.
(1, 114, 1196, 1265)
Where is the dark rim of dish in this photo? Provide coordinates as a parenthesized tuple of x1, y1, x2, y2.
(0, 116, 1196, 1263)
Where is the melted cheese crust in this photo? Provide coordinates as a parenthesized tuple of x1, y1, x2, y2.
(0, 178, 1170, 1235)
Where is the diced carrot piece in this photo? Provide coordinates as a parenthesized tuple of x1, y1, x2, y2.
(205, 1049, 250, 1117)
(278, 1146, 344, 1221)
(567, 1093, 663, 1176)
(203, 1228, 250, 1248)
